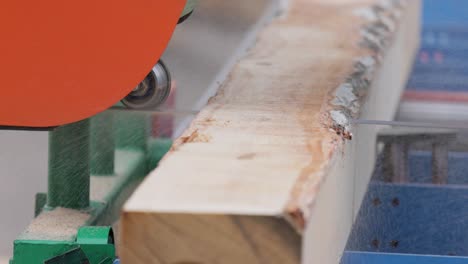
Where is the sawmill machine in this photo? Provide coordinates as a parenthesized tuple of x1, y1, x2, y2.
(0, 0, 196, 263)
(0, 0, 196, 129)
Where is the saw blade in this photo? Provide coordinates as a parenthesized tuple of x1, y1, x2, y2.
(109, 106, 200, 117)
(352, 119, 468, 130)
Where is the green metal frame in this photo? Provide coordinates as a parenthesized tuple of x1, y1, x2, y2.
(47, 119, 90, 210)
(10, 111, 172, 264)
(12, 226, 115, 264)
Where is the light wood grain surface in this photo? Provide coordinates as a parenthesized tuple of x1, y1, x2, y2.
(121, 0, 420, 263)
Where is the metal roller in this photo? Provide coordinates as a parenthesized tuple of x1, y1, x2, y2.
(122, 61, 172, 109)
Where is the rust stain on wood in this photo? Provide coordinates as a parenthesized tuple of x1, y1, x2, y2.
(179, 129, 212, 144)
(284, 0, 409, 232)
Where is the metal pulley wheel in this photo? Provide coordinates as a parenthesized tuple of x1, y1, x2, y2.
(121, 60, 171, 109)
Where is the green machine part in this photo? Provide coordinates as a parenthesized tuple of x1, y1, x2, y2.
(8, 1, 195, 262)
(47, 119, 91, 210)
(11, 119, 117, 264)
(75, 226, 116, 263)
(12, 226, 115, 264)
(10, 112, 173, 264)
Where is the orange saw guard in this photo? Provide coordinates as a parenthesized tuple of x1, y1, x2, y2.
(0, 0, 186, 127)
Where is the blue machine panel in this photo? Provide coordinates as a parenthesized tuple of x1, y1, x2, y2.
(372, 151, 468, 185)
(343, 1, 468, 263)
(423, 0, 468, 28)
(346, 183, 468, 257)
(406, 0, 468, 93)
(407, 31, 468, 92)
(342, 251, 468, 264)
(409, 151, 468, 185)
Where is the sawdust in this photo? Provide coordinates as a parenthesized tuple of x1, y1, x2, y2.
(202, 117, 216, 124)
(90, 176, 117, 202)
(201, 117, 231, 127)
(180, 129, 212, 143)
(19, 208, 90, 241)
(330, 110, 353, 140)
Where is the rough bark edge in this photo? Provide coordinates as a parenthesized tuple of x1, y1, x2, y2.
(284, 0, 411, 233)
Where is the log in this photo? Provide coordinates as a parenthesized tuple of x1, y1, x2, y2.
(121, 0, 420, 263)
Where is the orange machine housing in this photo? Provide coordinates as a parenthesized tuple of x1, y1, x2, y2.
(0, 0, 186, 127)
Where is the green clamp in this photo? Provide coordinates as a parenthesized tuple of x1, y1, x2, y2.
(74, 226, 116, 264)
(11, 226, 116, 264)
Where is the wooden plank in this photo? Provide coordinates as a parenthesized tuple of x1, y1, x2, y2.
(121, 0, 420, 263)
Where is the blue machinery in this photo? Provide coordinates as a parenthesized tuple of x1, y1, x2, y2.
(343, 183, 468, 263)
(342, 1, 468, 262)
(343, 131, 468, 263)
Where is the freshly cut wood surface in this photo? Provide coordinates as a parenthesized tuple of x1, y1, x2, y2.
(121, 0, 420, 263)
